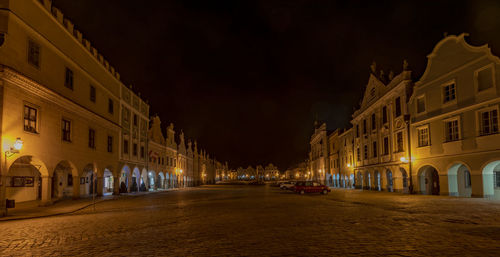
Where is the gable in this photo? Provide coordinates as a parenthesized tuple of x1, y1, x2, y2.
(419, 33, 498, 84)
(359, 73, 385, 111)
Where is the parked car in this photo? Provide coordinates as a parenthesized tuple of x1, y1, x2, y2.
(280, 181, 295, 190)
(293, 181, 330, 195)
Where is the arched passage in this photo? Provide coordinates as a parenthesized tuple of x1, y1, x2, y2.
(448, 163, 472, 197)
(148, 170, 156, 191)
(364, 170, 372, 190)
(374, 170, 381, 191)
(80, 163, 95, 197)
(52, 160, 78, 200)
(140, 169, 148, 191)
(418, 165, 440, 195)
(119, 165, 130, 193)
(157, 172, 165, 189)
(5, 156, 47, 203)
(131, 167, 140, 192)
(103, 168, 114, 195)
(356, 171, 363, 189)
(386, 169, 394, 192)
(482, 160, 500, 199)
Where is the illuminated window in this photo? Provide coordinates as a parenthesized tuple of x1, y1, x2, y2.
(396, 132, 404, 152)
(24, 105, 38, 133)
(417, 126, 429, 147)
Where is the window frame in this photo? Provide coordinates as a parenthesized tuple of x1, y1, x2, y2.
(23, 103, 40, 134)
(383, 136, 389, 155)
(474, 63, 496, 94)
(441, 79, 457, 105)
(417, 125, 430, 147)
(443, 116, 460, 142)
(61, 118, 72, 142)
(395, 131, 404, 152)
(477, 106, 499, 136)
(90, 85, 96, 103)
(64, 67, 74, 90)
(27, 38, 41, 69)
(107, 136, 113, 153)
(108, 98, 114, 114)
(395, 97, 402, 117)
(88, 128, 96, 149)
(416, 95, 426, 115)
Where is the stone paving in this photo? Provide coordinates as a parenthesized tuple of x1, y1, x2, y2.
(1, 185, 500, 256)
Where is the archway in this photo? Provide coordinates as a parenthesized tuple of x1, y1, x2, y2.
(418, 165, 440, 195)
(52, 160, 77, 200)
(448, 163, 472, 197)
(364, 170, 372, 190)
(131, 167, 140, 192)
(6, 156, 46, 203)
(157, 172, 165, 189)
(482, 160, 500, 199)
(356, 171, 363, 189)
(140, 169, 148, 191)
(148, 171, 156, 191)
(103, 168, 114, 195)
(374, 170, 381, 191)
(400, 168, 409, 193)
(386, 169, 394, 192)
(165, 173, 170, 189)
(119, 165, 130, 193)
(80, 164, 95, 196)
(349, 173, 354, 188)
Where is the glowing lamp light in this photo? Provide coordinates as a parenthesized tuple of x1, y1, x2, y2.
(180, 169, 183, 174)
(347, 163, 351, 168)
(400, 157, 409, 163)
(13, 138, 23, 151)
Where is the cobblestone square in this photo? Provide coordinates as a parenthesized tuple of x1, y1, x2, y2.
(1, 186, 500, 256)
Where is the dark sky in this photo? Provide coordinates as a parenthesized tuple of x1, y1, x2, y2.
(53, 0, 500, 170)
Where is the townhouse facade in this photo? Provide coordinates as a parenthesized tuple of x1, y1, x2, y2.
(0, 0, 227, 215)
(315, 33, 500, 198)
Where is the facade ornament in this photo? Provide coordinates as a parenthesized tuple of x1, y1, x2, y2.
(403, 59, 409, 71)
(388, 70, 395, 81)
(370, 61, 377, 74)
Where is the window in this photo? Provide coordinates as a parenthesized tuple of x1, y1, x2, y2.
(372, 141, 377, 158)
(480, 109, 498, 136)
(108, 98, 114, 114)
(382, 106, 388, 124)
(396, 132, 404, 152)
(65, 67, 74, 90)
(90, 85, 96, 103)
(445, 119, 459, 142)
(107, 136, 113, 153)
(417, 96, 425, 113)
(88, 128, 95, 148)
(123, 139, 129, 154)
(395, 97, 402, 117)
(383, 137, 389, 155)
(363, 145, 368, 160)
(28, 40, 40, 68)
(443, 82, 456, 103)
(363, 119, 367, 134)
(477, 67, 493, 92)
(133, 114, 138, 126)
(495, 172, 500, 189)
(417, 126, 429, 147)
(371, 113, 376, 130)
(133, 143, 137, 156)
(356, 125, 359, 138)
(140, 146, 145, 158)
(62, 119, 71, 142)
(24, 105, 38, 133)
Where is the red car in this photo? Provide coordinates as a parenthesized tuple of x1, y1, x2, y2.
(293, 181, 331, 195)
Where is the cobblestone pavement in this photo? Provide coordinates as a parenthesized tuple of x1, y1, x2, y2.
(1, 186, 500, 256)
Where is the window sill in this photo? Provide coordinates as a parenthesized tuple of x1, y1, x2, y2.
(478, 132, 499, 137)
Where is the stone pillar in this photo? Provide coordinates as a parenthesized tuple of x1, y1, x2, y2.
(471, 171, 483, 197)
(127, 172, 133, 193)
(72, 176, 80, 200)
(40, 176, 52, 206)
(113, 176, 120, 195)
(0, 175, 7, 216)
(439, 174, 448, 196)
(97, 176, 103, 196)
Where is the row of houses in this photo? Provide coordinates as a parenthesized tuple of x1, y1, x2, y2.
(0, 0, 228, 216)
(310, 33, 500, 198)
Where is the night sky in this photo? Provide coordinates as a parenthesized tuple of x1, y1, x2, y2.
(53, 0, 500, 170)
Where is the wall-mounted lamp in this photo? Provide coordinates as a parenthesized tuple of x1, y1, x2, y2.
(6, 137, 23, 157)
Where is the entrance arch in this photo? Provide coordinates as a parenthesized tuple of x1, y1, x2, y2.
(374, 170, 381, 191)
(5, 156, 47, 203)
(157, 172, 165, 189)
(418, 165, 440, 195)
(386, 169, 393, 192)
(148, 171, 156, 191)
(119, 165, 130, 193)
(132, 167, 140, 192)
(103, 168, 114, 195)
(80, 163, 95, 196)
(448, 163, 472, 197)
(52, 160, 78, 200)
(140, 169, 148, 191)
(356, 171, 363, 189)
(364, 170, 372, 190)
(482, 160, 500, 199)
